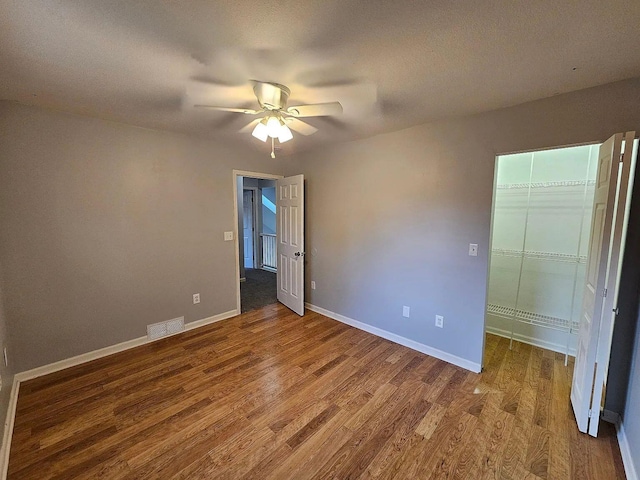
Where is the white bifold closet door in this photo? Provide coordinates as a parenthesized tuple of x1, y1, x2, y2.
(571, 131, 636, 437)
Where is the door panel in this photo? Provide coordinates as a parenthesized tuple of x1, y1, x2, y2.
(276, 175, 304, 315)
(571, 133, 622, 434)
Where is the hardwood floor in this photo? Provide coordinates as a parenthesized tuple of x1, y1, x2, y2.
(9, 304, 626, 479)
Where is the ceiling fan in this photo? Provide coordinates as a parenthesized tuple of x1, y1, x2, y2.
(194, 80, 343, 157)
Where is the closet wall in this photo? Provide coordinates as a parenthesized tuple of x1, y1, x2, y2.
(486, 145, 598, 355)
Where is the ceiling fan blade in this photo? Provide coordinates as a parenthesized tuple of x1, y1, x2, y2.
(284, 117, 318, 136)
(238, 119, 262, 133)
(286, 102, 343, 117)
(194, 105, 260, 114)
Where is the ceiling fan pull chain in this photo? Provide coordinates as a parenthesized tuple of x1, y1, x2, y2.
(271, 137, 276, 158)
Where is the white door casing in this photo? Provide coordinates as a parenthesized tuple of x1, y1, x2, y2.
(243, 189, 255, 268)
(587, 132, 636, 436)
(570, 133, 623, 435)
(276, 175, 304, 316)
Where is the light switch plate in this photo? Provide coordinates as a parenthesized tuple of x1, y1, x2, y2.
(403, 306, 410, 318)
(469, 243, 478, 256)
(224, 231, 234, 241)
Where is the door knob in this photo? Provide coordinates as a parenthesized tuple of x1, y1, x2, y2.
(294, 252, 305, 257)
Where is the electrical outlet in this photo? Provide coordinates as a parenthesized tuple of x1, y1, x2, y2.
(193, 293, 200, 304)
(311, 281, 316, 290)
(403, 306, 410, 318)
(224, 231, 234, 241)
(469, 243, 478, 256)
(435, 315, 444, 328)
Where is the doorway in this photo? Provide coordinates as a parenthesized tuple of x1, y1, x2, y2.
(486, 144, 599, 359)
(237, 174, 280, 313)
(485, 135, 638, 436)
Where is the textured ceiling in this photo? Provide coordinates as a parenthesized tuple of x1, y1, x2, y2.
(2, 1, 640, 156)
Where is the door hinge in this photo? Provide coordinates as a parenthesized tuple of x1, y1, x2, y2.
(589, 409, 595, 418)
(603, 288, 608, 298)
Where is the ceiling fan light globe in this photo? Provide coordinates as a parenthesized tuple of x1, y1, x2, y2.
(251, 122, 269, 142)
(266, 116, 283, 138)
(278, 125, 293, 143)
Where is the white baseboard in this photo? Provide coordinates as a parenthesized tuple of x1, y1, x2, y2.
(485, 325, 577, 357)
(0, 377, 20, 480)
(184, 310, 238, 332)
(305, 303, 482, 373)
(617, 419, 639, 480)
(0, 309, 238, 480)
(15, 309, 238, 383)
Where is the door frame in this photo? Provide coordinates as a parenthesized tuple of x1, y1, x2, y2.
(233, 170, 284, 314)
(483, 141, 602, 360)
(482, 137, 637, 433)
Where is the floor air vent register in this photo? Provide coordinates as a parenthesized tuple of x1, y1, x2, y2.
(147, 316, 185, 340)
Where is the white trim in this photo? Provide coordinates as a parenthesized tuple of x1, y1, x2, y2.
(305, 303, 481, 373)
(15, 309, 238, 383)
(485, 325, 577, 357)
(184, 310, 237, 332)
(233, 170, 283, 180)
(0, 377, 20, 480)
(233, 170, 284, 315)
(617, 419, 639, 480)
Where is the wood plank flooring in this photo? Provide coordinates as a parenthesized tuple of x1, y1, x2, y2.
(8, 304, 626, 479)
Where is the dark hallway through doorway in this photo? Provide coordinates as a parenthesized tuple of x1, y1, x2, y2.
(241, 268, 277, 313)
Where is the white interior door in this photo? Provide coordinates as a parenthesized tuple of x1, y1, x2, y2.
(571, 133, 625, 435)
(243, 190, 254, 269)
(276, 175, 304, 315)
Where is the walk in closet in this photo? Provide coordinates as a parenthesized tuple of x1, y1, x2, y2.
(486, 145, 598, 357)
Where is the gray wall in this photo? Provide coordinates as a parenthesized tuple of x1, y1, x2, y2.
(610, 158, 640, 475)
(0, 263, 15, 444)
(622, 301, 640, 475)
(0, 101, 291, 372)
(605, 163, 640, 415)
(297, 77, 640, 369)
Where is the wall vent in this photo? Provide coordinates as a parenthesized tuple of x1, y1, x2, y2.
(147, 316, 185, 340)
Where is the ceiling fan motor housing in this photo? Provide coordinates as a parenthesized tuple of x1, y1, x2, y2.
(254, 82, 290, 110)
